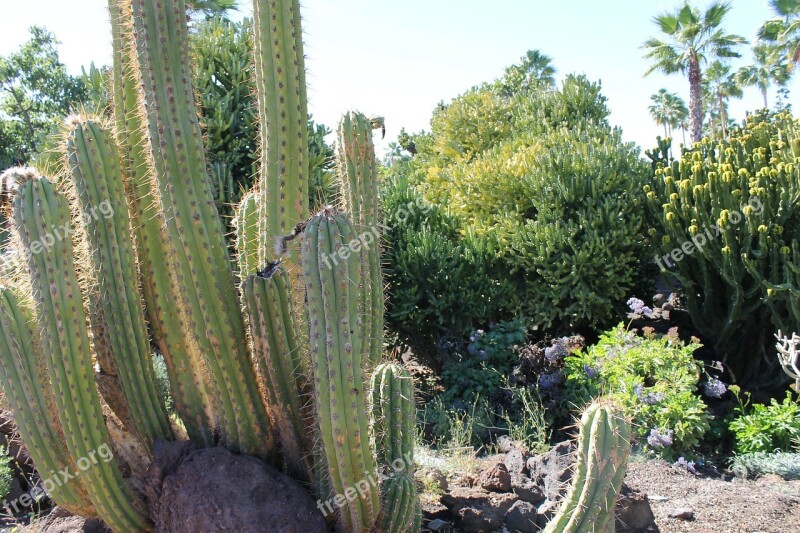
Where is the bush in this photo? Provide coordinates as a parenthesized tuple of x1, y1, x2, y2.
(645, 110, 800, 387)
(729, 390, 800, 454)
(0, 446, 12, 503)
(563, 325, 710, 454)
(731, 452, 800, 480)
(399, 73, 653, 334)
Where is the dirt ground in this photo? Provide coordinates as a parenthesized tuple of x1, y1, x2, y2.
(625, 460, 800, 533)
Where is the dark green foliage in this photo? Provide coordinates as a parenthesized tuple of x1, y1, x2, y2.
(729, 390, 800, 453)
(645, 110, 800, 386)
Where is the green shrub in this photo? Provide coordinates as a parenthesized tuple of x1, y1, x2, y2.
(0, 446, 12, 503)
(563, 325, 710, 453)
(645, 110, 800, 387)
(731, 451, 800, 480)
(729, 390, 800, 454)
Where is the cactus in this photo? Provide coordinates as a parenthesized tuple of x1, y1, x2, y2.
(0, 288, 96, 516)
(235, 191, 262, 277)
(380, 473, 421, 533)
(543, 400, 631, 533)
(128, 0, 271, 456)
(253, 0, 309, 265)
(12, 176, 151, 532)
(66, 116, 172, 449)
(243, 265, 312, 482)
(370, 363, 421, 533)
(302, 208, 381, 531)
(337, 112, 385, 367)
(108, 0, 215, 445)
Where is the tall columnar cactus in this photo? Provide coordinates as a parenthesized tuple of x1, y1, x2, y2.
(543, 400, 631, 533)
(128, 0, 271, 456)
(13, 177, 151, 532)
(337, 112, 385, 367)
(302, 208, 381, 531)
(235, 191, 262, 277)
(66, 116, 172, 449)
(0, 288, 96, 516)
(253, 0, 309, 265)
(243, 265, 312, 482)
(108, 0, 215, 445)
(370, 363, 421, 533)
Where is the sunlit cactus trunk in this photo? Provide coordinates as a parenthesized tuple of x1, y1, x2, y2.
(108, 0, 216, 445)
(13, 177, 151, 532)
(127, 0, 272, 456)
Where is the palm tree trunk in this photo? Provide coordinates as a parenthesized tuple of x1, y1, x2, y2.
(689, 53, 703, 143)
(718, 91, 727, 139)
(762, 86, 768, 109)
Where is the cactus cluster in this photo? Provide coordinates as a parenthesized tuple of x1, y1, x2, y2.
(647, 110, 800, 386)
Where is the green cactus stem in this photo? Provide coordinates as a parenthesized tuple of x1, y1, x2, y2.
(13, 176, 151, 532)
(370, 363, 416, 474)
(543, 400, 631, 533)
(0, 288, 96, 517)
(380, 473, 421, 533)
(235, 191, 262, 278)
(66, 116, 172, 449)
(128, 0, 271, 456)
(253, 0, 309, 265)
(243, 264, 312, 482)
(108, 0, 215, 445)
(302, 208, 380, 532)
(337, 112, 385, 367)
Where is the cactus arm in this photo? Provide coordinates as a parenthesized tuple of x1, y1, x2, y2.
(13, 177, 151, 532)
(108, 0, 215, 445)
(0, 288, 96, 516)
(235, 191, 262, 277)
(381, 473, 420, 533)
(128, 0, 272, 456)
(66, 116, 172, 448)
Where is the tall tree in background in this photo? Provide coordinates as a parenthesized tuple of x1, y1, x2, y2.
(736, 44, 791, 109)
(500, 50, 557, 94)
(643, 1, 745, 143)
(759, 0, 800, 64)
(187, 0, 237, 17)
(703, 60, 742, 139)
(649, 88, 688, 139)
(0, 26, 86, 168)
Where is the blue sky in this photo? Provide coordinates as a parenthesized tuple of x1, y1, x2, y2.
(1, 0, 794, 155)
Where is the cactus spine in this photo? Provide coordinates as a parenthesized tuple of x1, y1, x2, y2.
(302, 209, 380, 531)
(66, 116, 172, 449)
(128, 0, 271, 456)
(370, 363, 421, 533)
(13, 177, 151, 532)
(0, 288, 95, 516)
(108, 0, 215, 445)
(253, 0, 309, 265)
(243, 266, 311, 482)
(543, 400, 631, 533)
(337, 112, 385, 367)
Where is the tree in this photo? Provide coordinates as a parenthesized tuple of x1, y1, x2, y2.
(736, 44, 791, 109)
(759, 0, 800, 64)
(643, 1, 745, 143)
(703, 60, 742, 139)
(0, 26, 86, 167)
(649, 88, 688, 139)
(187, 0, 237, 17)
(500, 50, 556, 94)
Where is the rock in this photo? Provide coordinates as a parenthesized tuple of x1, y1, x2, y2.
(511, 474, 545, 504)
(455, 473, 477, 488)
(615, 485, 656, 532)
(505, 500, 538, 532)
(669, 507, 695, 520)
(421, 466, 448, 493)
(652, 293, 666, 307)
(504, 447, 529, 477)
(441, 487, 518, 533)
(422, 500, 450, 523)
(479, 462, 512, 493)
(19, 508, 110, 533)
(535, 499, 560, 528)
(527, 440, 574, 501)
(148, 444, 327, 532)
(426, 518, 451, 531)
(497, 435, 515, 453)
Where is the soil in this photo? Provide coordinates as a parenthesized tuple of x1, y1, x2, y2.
(624, 460, 800, 533)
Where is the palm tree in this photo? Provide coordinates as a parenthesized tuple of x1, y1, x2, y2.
(704, 61, 742, 139)
(643, 1, 746, 143)
(649, 89, 688, 138)
(187, 0, 237, 16)
(737, 44, 791, 109)
(759, 0, 800, 64)
(501, 50, 557, 94)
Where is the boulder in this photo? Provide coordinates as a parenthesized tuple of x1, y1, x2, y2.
(505, 500, 538, 532)
(615, 484, 657, 532)
(478, 462, 512, 493)
(441, 487, 518, 533)
(527, 440, 574, 501)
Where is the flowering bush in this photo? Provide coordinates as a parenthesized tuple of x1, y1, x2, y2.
(563, 324, 710, 453)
